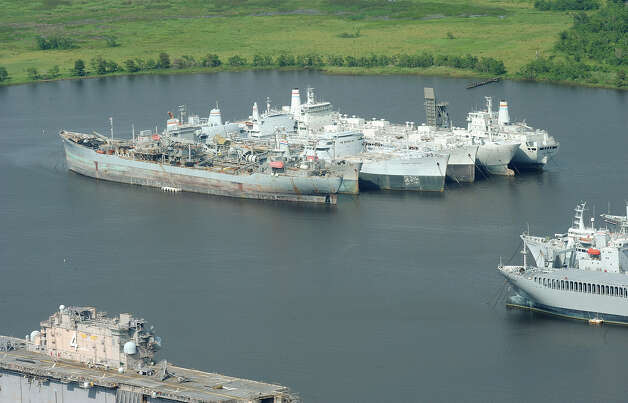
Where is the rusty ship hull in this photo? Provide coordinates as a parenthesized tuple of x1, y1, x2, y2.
(61, 133, 341, 204)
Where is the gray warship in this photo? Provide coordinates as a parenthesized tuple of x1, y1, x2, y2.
(60, 125, 346, 204)
(0, 305, 294, 402)
(239, 89, 448, 192)
(498, 202, 628, 325)
(466, 97, 559, 171)
(289, 88, 449, 192)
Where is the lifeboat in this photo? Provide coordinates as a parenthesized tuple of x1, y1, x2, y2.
(580, 237, 593, 244)
(269, 161, 284, 169)
(587, 248, 601, 256)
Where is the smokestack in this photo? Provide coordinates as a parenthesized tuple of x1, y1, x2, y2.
(498, 100, 510, 126)
(252, 102, 260, 121)
(290, 88, 301, 118)
(209, 108, 222, 126)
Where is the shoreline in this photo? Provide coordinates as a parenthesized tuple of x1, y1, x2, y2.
(0, 65, 625, 91)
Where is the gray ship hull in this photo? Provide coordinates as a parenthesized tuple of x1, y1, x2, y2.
(334, 161, 361, 195)
(445, 145, 478, 183)
(359, 153, 448, 192)
(507, 299, 628, 325)
(499, 265, 628, 325)
(510, 141, 559, 172)
(62, 136, 340, 204)
(476, 142, 519, 176)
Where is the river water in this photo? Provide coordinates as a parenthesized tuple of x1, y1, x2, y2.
(1, 71, 627, 402)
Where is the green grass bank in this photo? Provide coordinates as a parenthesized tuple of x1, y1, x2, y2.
(0, 0, 624, 88)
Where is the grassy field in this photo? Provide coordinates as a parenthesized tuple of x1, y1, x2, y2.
(0, 0, 579, 85)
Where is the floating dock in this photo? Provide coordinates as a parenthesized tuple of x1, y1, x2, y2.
(466, 77, 500, 89)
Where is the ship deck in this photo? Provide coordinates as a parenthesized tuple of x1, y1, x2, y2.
(0, 337, 293, 402)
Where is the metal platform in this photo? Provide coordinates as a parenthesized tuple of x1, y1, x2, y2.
(0, 337, 294, 403)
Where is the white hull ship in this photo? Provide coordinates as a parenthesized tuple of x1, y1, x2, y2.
(243, 88, 450, 192)
(466, 97, 559, 172)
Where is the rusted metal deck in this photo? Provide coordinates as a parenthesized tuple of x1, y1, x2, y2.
(0, 337, 295, 403)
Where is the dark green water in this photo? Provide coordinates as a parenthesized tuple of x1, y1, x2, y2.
(1, 71, 627, 402)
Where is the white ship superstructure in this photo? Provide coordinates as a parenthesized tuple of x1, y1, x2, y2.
(242, 98, 296, 138)
(466, 97, 559, 171)
(165, 106, 241, 143)
(498, 201, 628, 324)
(330, 87, 521, 179)
(287, 88, 449, 191)
(338, 115, 478, 183)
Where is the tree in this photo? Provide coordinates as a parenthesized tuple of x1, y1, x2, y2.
(105, 60, 120, 73)
(158, 52, 171, 69)
(616, 70, 626, 87)
(72, 59, 86, 76)
(36, 35, 76, 50)
(0, 66, 9, 82)
(134, 58, 147, 71)
(91, 57, 108, 75)
(276, 53, 295, 67)
(145, 59, 158, 70)
(227, 55, 247, 66)
(201, 54, 221, 67)
(46, 65, 60, 79)
(27, 67, 40, 80)
(124, 59, 140, 72)
(327, 55, 345, 67)
(252, 54, 273, 67)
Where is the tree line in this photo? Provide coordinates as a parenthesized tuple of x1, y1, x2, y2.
(520, 0, 626, 87)
(1, 51, 508, 84)
(533, 0, 599, 11)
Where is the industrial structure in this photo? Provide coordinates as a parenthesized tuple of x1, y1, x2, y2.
(0, 306, 295, 402)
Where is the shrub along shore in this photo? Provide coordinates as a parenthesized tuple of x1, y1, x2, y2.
(4, 51, 507, 83)
(0, 0, 624, 88)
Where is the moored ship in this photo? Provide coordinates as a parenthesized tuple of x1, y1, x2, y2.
(466, 97, 559, 171)
(60, 130, 343, 204)
(498, 202, 628, 324)
(0, 305, 294, 402)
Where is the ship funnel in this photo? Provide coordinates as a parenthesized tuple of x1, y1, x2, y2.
(498, 100, 510, 125)
(209, 108, 222, 126)
(290, 88, 301, 118)
(252, 102, 260, 121)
